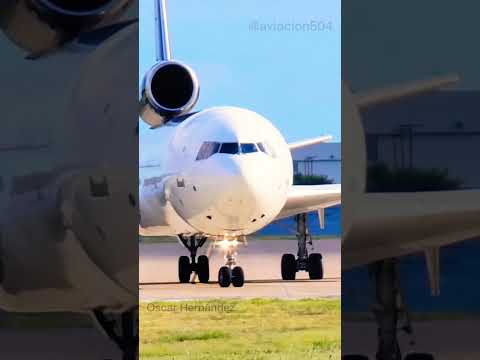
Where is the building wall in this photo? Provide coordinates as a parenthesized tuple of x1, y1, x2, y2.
(291, 142, 341, 183)
(256, 142, 342, 237)
(362, 90, 480, 189)
(371, 133, 480, 188)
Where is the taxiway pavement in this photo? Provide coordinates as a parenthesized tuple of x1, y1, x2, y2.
(140, 238, 341, 301)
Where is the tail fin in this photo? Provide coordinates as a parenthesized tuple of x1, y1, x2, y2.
(155, 0, 172, 61)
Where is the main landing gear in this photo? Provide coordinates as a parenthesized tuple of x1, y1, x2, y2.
(215, 236, 247, 288)
(92, 307, 138, 360)
(281, 213, 323, 280)
(177, 234, 246, 287)
(177, 234, 210, 283)
(343, 259, 434, 360)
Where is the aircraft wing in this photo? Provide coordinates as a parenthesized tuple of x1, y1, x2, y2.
(139, 225, 172, 236)
(353, 74, 459, 108)
(343, 189, 480, 269)
(288, 135, 332, 151)
(275, 184, 341, 221)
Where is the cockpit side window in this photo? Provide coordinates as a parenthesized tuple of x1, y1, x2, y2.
(196, 141, 220, 160)
(257, 142, 266, 153)
(219, 142, 239, 154)
(240, 143, 258, 154)
(257, 142, 276, 157)
(264, 141, 277, 157)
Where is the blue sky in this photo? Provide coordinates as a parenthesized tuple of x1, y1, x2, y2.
(139, 0, 341, 142)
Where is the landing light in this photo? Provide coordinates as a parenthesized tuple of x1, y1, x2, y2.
(218, 239, 239, 249)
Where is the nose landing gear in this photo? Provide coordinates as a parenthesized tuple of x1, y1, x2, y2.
(218, 265, 245, 288)
(215, 236, 246, 287)
(281, 213, 324, 280)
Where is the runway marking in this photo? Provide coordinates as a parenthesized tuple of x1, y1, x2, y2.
(139, 277, 341, 286)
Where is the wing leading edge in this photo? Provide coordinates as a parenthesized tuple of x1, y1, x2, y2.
(288, 135, 332, 151)
(275, 184, 341, 221)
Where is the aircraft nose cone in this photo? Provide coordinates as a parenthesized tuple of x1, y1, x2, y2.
(185, 154, 288, 235)
(217, 159, 256, 212)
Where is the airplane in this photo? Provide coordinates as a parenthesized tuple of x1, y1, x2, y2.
(342, 75, 480, 360)
(0, 1, 139, 359)
(138, 0, 341, 288)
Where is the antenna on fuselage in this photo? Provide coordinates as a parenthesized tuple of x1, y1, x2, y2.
(155, 0, 172, 61)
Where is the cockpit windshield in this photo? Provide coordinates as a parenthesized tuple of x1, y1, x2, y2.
(196, 141, 274, 160)
(219, 142, 239, 154)
(240, 143, 257, 153)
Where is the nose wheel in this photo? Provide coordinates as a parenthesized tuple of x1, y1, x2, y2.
(218, 266, 231, 287)
(281, 213, 324, 280)
(218, 266, 245, 287)
(214, 236, 247, 287)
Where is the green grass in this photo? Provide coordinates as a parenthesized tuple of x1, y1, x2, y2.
(140, 298, 340, 360)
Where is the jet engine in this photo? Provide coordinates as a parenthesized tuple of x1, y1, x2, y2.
(0, 0, 132, 57)
(139, 60, 200, 127)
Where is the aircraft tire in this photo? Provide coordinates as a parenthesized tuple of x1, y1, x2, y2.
(178, 256, 191, 283)
(281, 253, 296, 280)
(231, 266, 245, 287)
(308, 253, 324, 280)
(197, 255, 210, 283)
(218, 266, 231, 287)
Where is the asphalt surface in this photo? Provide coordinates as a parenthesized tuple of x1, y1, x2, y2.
(343, 318, 480, 359)
(0, 238, 340, 359)
(140, 238, 341, 301)
(0, 329, 121, 360)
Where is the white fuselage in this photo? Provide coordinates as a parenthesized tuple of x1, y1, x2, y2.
(0, 23, 139, 313)
(140, 106, 293, 237)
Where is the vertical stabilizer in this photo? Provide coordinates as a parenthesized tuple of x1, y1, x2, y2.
(155, 0, 172, 61)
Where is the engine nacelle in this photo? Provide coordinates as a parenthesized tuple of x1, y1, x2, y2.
(0, 0, 132, 56)
(139, 60, 200, 127)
